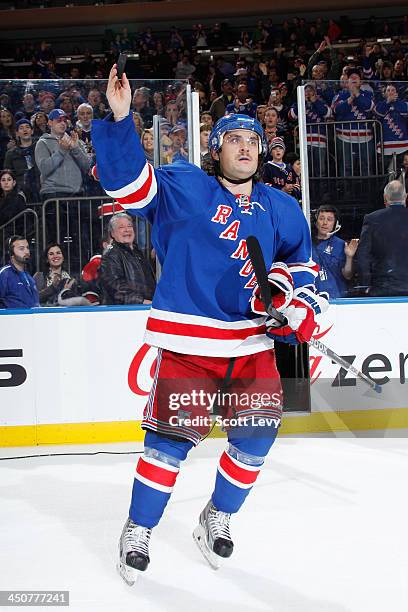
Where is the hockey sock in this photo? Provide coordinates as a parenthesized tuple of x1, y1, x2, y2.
(129, 431, 193, 528)
(212, 424, 278, 514)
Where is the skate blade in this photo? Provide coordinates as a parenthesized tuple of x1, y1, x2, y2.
(192, 524, 221, 570)
(116, 560, 140, 586)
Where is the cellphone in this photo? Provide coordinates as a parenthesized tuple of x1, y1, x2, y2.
(116, 53, 127, 79)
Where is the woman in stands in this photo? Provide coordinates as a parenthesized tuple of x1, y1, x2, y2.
(0, 109, 16, 168)
(33, 243, 76, 306)
(0, 169, 26, 228)
(141, 128, 154, 163)
(31, 112, 49, 138)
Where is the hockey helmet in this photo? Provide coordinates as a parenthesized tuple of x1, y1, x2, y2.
(209, 114, 268, 158)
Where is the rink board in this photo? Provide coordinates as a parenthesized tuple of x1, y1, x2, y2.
(0, 299, 408, 446)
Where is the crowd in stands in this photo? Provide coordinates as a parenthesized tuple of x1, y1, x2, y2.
(1, 13, 408, 307)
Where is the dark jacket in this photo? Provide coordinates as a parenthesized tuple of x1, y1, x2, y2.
(356, 205, 408, 296)
(0, 264, 39, 309)
(0, 190, 27, 227)
(4, 143, 41, 202)
(99, 241, 156, 305)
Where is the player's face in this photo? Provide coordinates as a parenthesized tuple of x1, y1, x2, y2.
(217, 129, 259, 181)
(111, 218, 135, 246)
(316, 212, 336, 238)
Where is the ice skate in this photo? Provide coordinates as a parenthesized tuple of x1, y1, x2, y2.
(193, 500, 234, 570)
(117, 517, 151, 586)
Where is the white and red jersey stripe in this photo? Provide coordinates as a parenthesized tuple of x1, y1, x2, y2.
(306, 133, 327, 148)
(217, 450, 261, 490)
(135, 454, 180, 494)
(103, 161, 158, 209)
(144, 308, 275, 357)
(380, 140, 408, 155)
(335, 127, 373, 143)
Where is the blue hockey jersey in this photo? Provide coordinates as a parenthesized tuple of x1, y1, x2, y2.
(374, 99, 408, 155)
(91, 114, 317, 357)
(332, 89, 374, 143)
(289, 99, 331, 148)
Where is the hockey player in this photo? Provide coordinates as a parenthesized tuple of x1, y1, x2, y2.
(91, 65, 327, 584)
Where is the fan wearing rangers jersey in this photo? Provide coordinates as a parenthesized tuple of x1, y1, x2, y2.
(91, 65, 327, 585)
(332, 67, 375, 176)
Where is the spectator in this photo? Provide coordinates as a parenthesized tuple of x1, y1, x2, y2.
(34, 109, 90, 202)
(263, 107, 285, 146)
(289, 83, 331, 176)
(200, 112, 213, 127)
(39, 93, 56, 116)
(168, 26, 185, 51)
(225, 83, 257, 118)
(99, 213, 156, 305)
(31, 111, 49, 138)
(19, 93, 38, 120)
(285, 152, 302, 203)
(356, 180, 408, 296)
(267, 88, 289, 135)
(132, 112, 144, 136)
(152, 91, 165, 116)
(209, 79, 235, 122)
(312, 205, 358, 298)
(0, 235, 39, 309)
(0, 109, 16, 168)
(374, 84, 408, 168)
(164, 101, 179, 127)
(160, 135, 174, 164)
(141, 128, 154, 163)
(33, 242, 76, 306)
(81, 231, 112, 305)
(75, 103, 94, 154)
(132, 88, 154, 128)
(332, 67, 375, 176)
(262, 137, 298, 196)
(175, 53, 196, 80)
(87, 88, 108, 120)
(4, 118, 40, 202)
(397, 151, 408, 193)
(169, 125, 188, 161)
(199, 123, 211, 159)
(0, 169, 26, 227)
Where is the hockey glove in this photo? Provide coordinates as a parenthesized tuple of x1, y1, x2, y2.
(266, 286, 329, 345)
(250, 262, 294, 315)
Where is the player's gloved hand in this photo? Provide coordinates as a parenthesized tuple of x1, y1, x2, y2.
(250, 263, 294, 315)
(266, 286, 329, 345)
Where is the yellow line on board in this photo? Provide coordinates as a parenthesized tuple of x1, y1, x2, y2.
(1, 408, 408, 447)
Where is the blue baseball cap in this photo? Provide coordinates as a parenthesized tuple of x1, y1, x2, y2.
(48, 108, 68, 121)
(16, 118, 32, 129)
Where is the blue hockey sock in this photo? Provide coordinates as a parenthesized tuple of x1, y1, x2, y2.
(129, 431, 193, 528)
(212, 424, 278, 514)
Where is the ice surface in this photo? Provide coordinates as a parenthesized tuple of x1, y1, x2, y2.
(1, 436, 407, 612)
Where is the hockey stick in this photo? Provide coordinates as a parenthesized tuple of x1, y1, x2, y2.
(246, 235, 382, 394)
